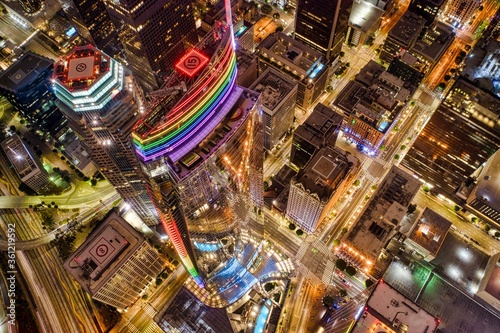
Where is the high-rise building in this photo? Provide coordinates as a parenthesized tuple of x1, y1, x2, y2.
(52, 45, 158, 226)
(250, 67, 297, 151)
(103, 0, 199, 90)
(59, 0, 123, 58)
(286, 146, 358, 233)
(0, 52, 68, 139)
(1, 134, 52, 194)
(345, 0, 384, 48)
(401, 78, 500, 199)
(290, 103, 343, 169)
(132, 20, 263, 295)
(380, 11, 426, 64)
(257, 32, 329, 110)
(441, 0, 481, 28)
(294, 0, 354, 61)
(64, 210, 166, 309)
(408, 0, 446, 26)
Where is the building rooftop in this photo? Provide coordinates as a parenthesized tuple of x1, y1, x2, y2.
(351, 280, 439, 333)
(53, 45, 111, 92)
(411, 21, 455, 63)
(250, 67, 297, 114)
(462, 38, 500, 97)
(64, 211, 144, 295)
(349, 0, 385, 33)
(295, 146, 358, 202)
(0, 51, 53, 92)
(407, 208, 452, 258)
(388, 11, 427, 47)
(257, 32, 327, 82)
(294, 103, 343, 148)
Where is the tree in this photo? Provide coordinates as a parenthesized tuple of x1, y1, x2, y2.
(335, 259, 347, 271)
(156, 278, 163, 286)
(261, 4, 272, 14)
(484, 225, 491, 232)
(339, 289, 348, 297)
(353, 179, 361, 186)
(289, 223, 296, 231)
(345, 62, 350, 67)
(275, 26, 284, 32)
(380, 145, 386, 151)
(365, 279, 374, 288)
(345, 266, 357, 276)
(333, 239, 341, 247)
(341, 227, 348, 235)
(394, 154, 400, 160)
(471, 217, 478, 223)
(9, 125, 16, 132)
(90, 179, 97, 186)
(444, 74, 451, 81)
(296, 229, 304, 236)
(142, 294, 148, 300)
(454, 205, 460, 212)
(407, 203, 417, 215)
(400, 145, 406, 150)
(339, 51, 345, 57)
(437, 82, 446, 90)
(423, 185, 430, 193)
(495, 231, 500, 238)
(323, 295, 334, 307)
(273, 12, 280, 20)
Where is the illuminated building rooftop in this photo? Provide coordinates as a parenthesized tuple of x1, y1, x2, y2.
(406, 208, 452, 259)
(349, 0, 384, 33)
(351, 280, 440, 333)
(52, 45, 124, 112)
(250, 68, 297, 114)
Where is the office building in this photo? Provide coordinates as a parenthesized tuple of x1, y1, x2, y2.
(350, 280, 439, 333)
(60, 0, 123, 58)
(286, 146, 359, 233)
(294, 0, 354, 61)
(410, 21, 455, 73)
(52, 45, 158, 226)
(462, 38, 500, 97)
(404, 208, 452, 261)
(476, 252, 500, 312)
(1, 134, 52, 194)
(235, 49, 258, 88)
(345, 166, 420, 266)
(456, 149, 500, 228)
(290, 103, 343, 169)
(408, 0, 446, 26)
(102, 0, 198, 90)
(401, 78, 500, 199)
(257, 32, 329, 109)
(441, 0, 481, 28)
(380, 11, 427, 64)
(334, 61, 411, 155)
(250, 68, 297, 151)
(64, 210, 165, 309)
(132, 20, 264, 297)
(387, 56, 425, 90)
(345, 0, 384, 48)
(234, 20, 254, 52)
(0, 52, 68, 139)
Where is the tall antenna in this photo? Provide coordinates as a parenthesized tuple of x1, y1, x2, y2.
(224, 0, 235, 48)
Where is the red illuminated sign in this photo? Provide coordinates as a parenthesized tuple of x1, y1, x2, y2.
(175, 49, 209, 77)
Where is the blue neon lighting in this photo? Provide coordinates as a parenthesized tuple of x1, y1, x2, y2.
(194, 241, 221, 252)
(254, 300, 272, 333)
(308, 63, 325, 79)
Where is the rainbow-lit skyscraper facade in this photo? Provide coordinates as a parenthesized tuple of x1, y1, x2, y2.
(132, 21, 263, 293)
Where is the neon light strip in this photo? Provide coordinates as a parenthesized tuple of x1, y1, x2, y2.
(132, 34, 237, 161)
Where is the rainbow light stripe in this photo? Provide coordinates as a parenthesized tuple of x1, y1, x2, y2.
(132, 33, 237, 162)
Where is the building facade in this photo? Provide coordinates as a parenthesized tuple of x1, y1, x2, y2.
(64, 210, 165, 309)
(441, 0, 481, 28)
(132, 21, 264, 295)
(52, 45, 158, 226)
(250, 67, 297, 151)
(295, 0, 354, 61)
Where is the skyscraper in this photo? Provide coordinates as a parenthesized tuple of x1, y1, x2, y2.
(52, 45, 158, 226)
(103, 0, 199, 90)
(294, 0, 354, 62)
(132, 19, 263, 294)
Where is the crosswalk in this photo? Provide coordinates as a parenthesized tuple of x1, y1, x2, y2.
(143, 303, 157, 317)
(295, 242, 309, 261)
(322, 260, 335, 285)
